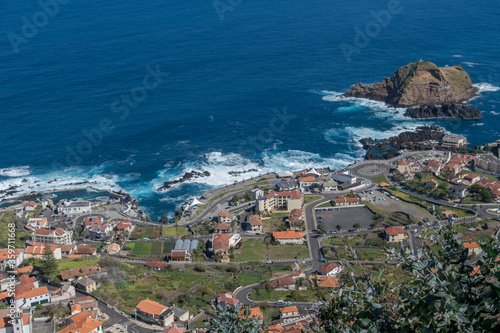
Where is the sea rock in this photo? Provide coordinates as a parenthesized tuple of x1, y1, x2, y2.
(343, 60, 478, 107)
(158, 170, 211, 191)
(405, 104, 482, 119)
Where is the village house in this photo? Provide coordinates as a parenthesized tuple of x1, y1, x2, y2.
(291, 269, 306, 280)
(136, 299, 174, 327)
(317, 262, 342, 277)
(316, 276, 340, 288)
(116, 220, 133, 233)
(145, 260, 169, 270)
(279, 306, 300, 319)
(70, 296, 99, 314)
(104, 243, 121, 255)
(170, 249, 191, 262)
(24, 244, 62, 260)
(27, 218, 48, 230)
(13, 266, 33, 275)
(60, 264, 104, 281)
(322, 179, 338, 192)
(32, 228, 72, 245)
(0, 309, 31, 333)
(217, 210, 234, 223)
(298, 177, 320, 191)
(425, 179, 438, 188)
(84, 217, 112, 240)
(422, 160, 441, 175)
(256, 191, 302, 213)
(463, 242, 482, 256)
(397, 160, 409, 174)
(334, 197, 359, 206)
(385, 227, 405, 243)
(246, 215, 263, 233)
(24, 201, 37, 211)
(58, 310, 103, 333)
(164, 324, 185, 333)
(276, 180, 299, 192)
(76, 276, 98, 293)
(14, 286, 50, 308)
(51, 285, 76, 304)
(76, 246, 98, 256)
(214, 222, 232, 233)
(216, 292, 241, 308)
(272, 231, 304, 245)
(0, 249, 24, 270)
(448, 185, 469, 198)
(463, 173, 481, 185)
(239, 307, 263, 323)
(269, 276, 296, 291)
(211, 234, 241, 262)
(58, 200, 92, 215)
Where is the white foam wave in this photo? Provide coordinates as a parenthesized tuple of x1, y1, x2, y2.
(0, 165, 126, 202)
(462, 62, 481, 68)
(490, 111, 500, 116)
(325, 124, 418, 145)
(474, 83, 500, 93)
(321, 90, 407, 114)
(452, 55, 463, 58)
(471, 123, 484, 126)
(0, 166, 31, 178)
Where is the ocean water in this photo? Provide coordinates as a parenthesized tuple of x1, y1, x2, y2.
(1, 0, 499, 220)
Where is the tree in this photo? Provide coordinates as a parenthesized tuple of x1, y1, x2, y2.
(319, 226, 500, 332)
(336, 224, 342, 231)
(39, 247, 58, 280)
(210, 306, 265, 333)
(353, 223, 360, 229)
(317, 225, 326, 235)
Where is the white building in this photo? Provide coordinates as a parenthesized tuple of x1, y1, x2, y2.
(272, 231, 304, 245)
(58, 200, 92, 215)
(27, 218, 48, 230)
(0, 309, 31, 333)
(14, 287, 50, 308)
(0, 249, 24, 270)
(331, 172, 357, 184)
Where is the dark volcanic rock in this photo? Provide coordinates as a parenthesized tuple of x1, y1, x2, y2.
(228, 169, 258, 176)
(158, 170, 211, 191)
(405, 104, 482, 119)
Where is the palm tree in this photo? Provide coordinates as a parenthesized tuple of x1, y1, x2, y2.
(336, 224, 342, 231)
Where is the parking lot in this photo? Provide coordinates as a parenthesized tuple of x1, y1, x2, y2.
(315, 206, 374, 232)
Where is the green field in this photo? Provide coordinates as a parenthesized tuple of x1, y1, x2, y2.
(232, 238, 309, 262)
(163, 241, 175, 254)
(304, 195, 323, 205)
(161, 226, 190, 237)
(57, 258, 100, 271)
(0, 211, 28, 248)
(132, 242, 152, 256)
(150, 242, 163, 256)
(373, 175, 390, 184)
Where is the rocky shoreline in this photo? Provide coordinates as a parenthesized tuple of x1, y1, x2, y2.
(157, 170, 211, 192)
(405, 104, 481, 119)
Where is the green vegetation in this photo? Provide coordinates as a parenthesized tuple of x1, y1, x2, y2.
(304, 195, 323, 205)
(161, 226, 190, 237)
(39, 248, 58, 280)
(0, 211, 29, 248)
(373, 175, 390, 184)
(251, 288, 318, 302)
(57, 257, 100, 271)
(129, 226, 162, 240)
(232, 239, 309, 262)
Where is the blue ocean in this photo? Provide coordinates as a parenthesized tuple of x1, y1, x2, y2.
(1, 0, 499, 220)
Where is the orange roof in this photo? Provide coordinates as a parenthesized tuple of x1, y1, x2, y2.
(71, 304, 82, 313)
(385, 227, 404, 236)
(379, 182, 390, 187)
(279, 306, 298, 314)
(277, 190, 302, 200)
(317, 276, 340, 288)
(218, 210, 233, 218)
(426, 179, 438, 184)
(299, 177, 317, 182)
(14, 266, 33, 274)
(67, 255, 84, 259)
(136, 299, 168, 316)
(0, 292, 10, 301)
(15, 286, 48, 300)
(0, 310, 29, 328)
(25, 201, 37, 207)
(273, 231, 303, 239)
(268, 324, 284, 332)
(0, 249, 22, 262)
(240, 307, 263, 320)
(248, 215, 263, 226)
(463, 241, 479, 249)
(318, 262, 340, 274)
(116, 220, 132, 230)
(59, 310, 103, 333)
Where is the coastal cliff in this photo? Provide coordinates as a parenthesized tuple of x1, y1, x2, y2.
(405, 104, 481, 119)
(342, 61, 478, 108)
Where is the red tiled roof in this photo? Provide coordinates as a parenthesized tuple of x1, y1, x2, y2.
(270, 276, 295, 288)
(277, 191, 301, 200)
(213, 234, 231, 253)
(318, 262, 339, 274)
(60, 265, 102, 280)
(240, 307, 263, 320)
(397, 160, 407, 166)
(170, 249, 187, 259)
(385, 227, 404, 236)
(14, 286, 48, 300)
(76, 247, 97, 255)
(463, 242, 479, 249)
(248, 215, 263, 226)
(116, 221, 132, 230)
(273, 231, 303, 239)
(279, 306, 298, 314)
(136, 299, 168, 316)
(289, 209, 302, 218)
(299, 177, 317, 182)
(316, 276, 339, 288)
(218, 210, 233, 219)
(59, 310, 103, 333)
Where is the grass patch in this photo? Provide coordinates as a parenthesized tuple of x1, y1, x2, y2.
(163, 241, 175, 254)
(250, 288, 318, 302)
(162, 226, 190, 237)
(57, 258, 100, 271)
(317, 201, 334, 208)
(374, 175, 390, 184)
(150, 242, 163, 256)
(124, 243, 135, 251)
(271, 212, 290, 218)
(132, 242, 152, 256)
(233, 239, 267, 261)
(0, 211, 28, 248)
(268, 244, 309, 260)
(304, 195, 323, 205)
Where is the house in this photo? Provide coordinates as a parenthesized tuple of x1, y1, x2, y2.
(277, 171, 294, 179)
(276, 180, 299, 192)
(441, 134, 467, 148)
(24, 244, 62, 260)
(164, 324, 186, 333)
(84, 217, 111, 240)
(291, 270, 306, 280)
(24, 201, 37, 211)
(379, 182, 391, 188)
(247, 215, 263, 233)
(58, 200, 92, 215)
(0, 275, 13, 292)
(13, 266, 33, 275)
(385, 227, 405, 243)
(0, 309, 31, 333)
(475, 154, 500, 176)
(60, 264, 104, 281)
(422, 160, 441, 175)
(464, 173, 481, 184)
(250, 189, 264, 199)
(268, 324, 285, 333)
(0, 249, 23, 270)
(211, 234, 241, 262)
(27, 218, 48, 230)
(76, 276, 98, 293)
(166, 305, 189, 322)
(289, 209, 302, 220)
(272, 231, 304, 245)
(269, 276, 296, 291)
(145, 261, 169, 270)
(136, 299, 174, 327)
(330, 172, 357, 185)
(298, 177, 319, 191)
(448, 185, 469, 198)
(170, 249, 190, 262)
(239, 307, 263, 321)
(76, 247, 98, 256)
(60, 244, 77, 257)
(217, 210, 234, 223)
(397, 160, 409, 174)
(334, 197, 359, 206)
(463, 242, 482, 256)
(425, 179, 438, 188)
(316, 276, 340, 288)
(59, 310, 103, 333)
(256, 191, 302, 213)
(442, 163, 461, 175)
(32, 228, 72, 245)
(216, 292, 240, 308)
(214, 222, 232, 233)
(116, 220, 133, 233)
(322, 179, 338, 192)
(279, 306, 300, 319)
(410, 163, 422, 173)
(317, 262, 342, 277)
(104, 243, 121, 255)
(70, 296, 99, 314)
(51, 285, 75, 304)
(14, 286, 50, 308)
